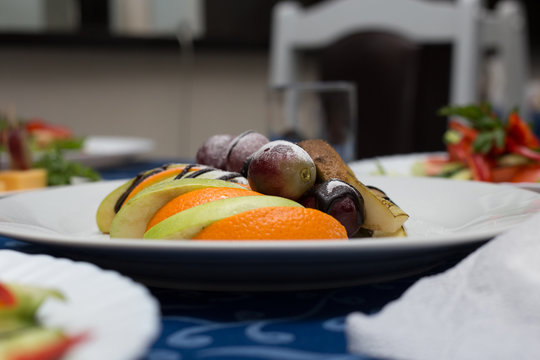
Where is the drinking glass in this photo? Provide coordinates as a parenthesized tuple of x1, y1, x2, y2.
(267, 81, 357, 162)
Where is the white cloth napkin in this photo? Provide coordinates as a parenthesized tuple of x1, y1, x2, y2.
(346, 212, 540, 360)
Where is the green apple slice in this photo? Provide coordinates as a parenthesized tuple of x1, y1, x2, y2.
(96, 163, 191, 233)
(96, 180, 134, 234)
(109, 178, 246, 239)
(143, 195, 302, 240)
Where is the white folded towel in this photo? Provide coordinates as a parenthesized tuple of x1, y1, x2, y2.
(346, 212, 540, 360)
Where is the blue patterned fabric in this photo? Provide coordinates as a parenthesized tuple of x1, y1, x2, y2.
(0, 160, 467, 360)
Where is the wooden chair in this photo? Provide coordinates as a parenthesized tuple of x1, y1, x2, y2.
(269, 0, 529, 158)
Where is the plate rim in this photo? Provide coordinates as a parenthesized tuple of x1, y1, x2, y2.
(0, 176, 536, 253)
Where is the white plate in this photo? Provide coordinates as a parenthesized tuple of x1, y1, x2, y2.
(0, 250, 160, 360)
(65, 136, 155, 168)
(0, 177, 539, 290)
(349, 152, 444, 178)
(350, 152, 540, 193)
(0, 136, 154, 169)
(0, 188, 40, 198)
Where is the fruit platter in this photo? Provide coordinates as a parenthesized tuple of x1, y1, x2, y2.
(98, 130, 409, 241)
(0, 129, 539, 289)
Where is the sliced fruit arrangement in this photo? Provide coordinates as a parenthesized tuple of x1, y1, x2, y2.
(98, 131, 408, 240)
(110, 178, 248, 239)
(0, 282, 85, 360)
(414, 104, 540, 183)
(96, 163, 248, 234)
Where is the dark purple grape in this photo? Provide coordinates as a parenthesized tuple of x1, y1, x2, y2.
(327, 196, 360, 236)
(299, 192, 317, 209)
(225, 130, 269, 173)
(299, 179, 364, 237)
(195, 134, 233, 169)
(247, 140, 316, 200)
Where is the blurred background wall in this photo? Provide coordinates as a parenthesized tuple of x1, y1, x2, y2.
(0, 0, 539, 159)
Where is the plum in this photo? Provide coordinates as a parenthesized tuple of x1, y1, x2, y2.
(225, 131, 269, 173)
(196, 134, 233, 169)
(247, 140, 316, 200)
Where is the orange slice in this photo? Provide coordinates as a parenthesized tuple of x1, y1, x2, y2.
(193, 206, 347, 240)
(146, 187, 262, 231)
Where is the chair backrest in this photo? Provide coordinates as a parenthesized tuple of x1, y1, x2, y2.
(479, 0, 529, 116)
(269, 0, 483, 107)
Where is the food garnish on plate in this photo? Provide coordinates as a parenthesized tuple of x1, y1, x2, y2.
(97, 131, 409, 240)
(414, 104, 540, 183)
(0, 109, 47, 191)
(0, 111, 100, 190)
(0, 282, 86, 359)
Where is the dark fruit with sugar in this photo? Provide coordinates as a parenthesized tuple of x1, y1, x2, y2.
(196, 134, 233, 169)
(247, 140, 316, 200)
(300, 179, 365, 237)
(225, 130, 269, 173)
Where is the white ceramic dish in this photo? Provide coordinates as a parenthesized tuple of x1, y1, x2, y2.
(0, 135, 154, 169)
(349, 152, 540, 193)
(65, 136, 155, 168)
(0, 250, 160, 360)
(0, 177, 539, 290)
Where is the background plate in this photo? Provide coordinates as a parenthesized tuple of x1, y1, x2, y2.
(349, 152, 540, 193)
(349, 152, 443, 178)
(0, 250, 160, 360)
(0, 177, 539, 290)
(0, 135, 154, 169)
(64, 135, 155, 168)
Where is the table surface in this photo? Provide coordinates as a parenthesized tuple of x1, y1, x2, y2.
(0, 159, 469, 360)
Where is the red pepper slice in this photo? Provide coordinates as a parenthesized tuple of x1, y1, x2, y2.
(0, 283, 17, 307)
(491, 165, 522, 183)
(423, 156, 452, 176)
(449, 120, 478, 142)
(507, 140, 540, 162)
(508, 164, 540, 183)
(24, 119, 48, 132)
(506, 111, 539, 149)
(465, 152, 492, 182)
(25, 118, 73, 138)
(447, 138, 470, 163)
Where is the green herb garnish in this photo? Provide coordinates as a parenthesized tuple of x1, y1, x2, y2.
(439, 103, 506, 154)
(33, 149, 101, 186)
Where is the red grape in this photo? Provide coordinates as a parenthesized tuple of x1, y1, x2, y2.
(247, 140, 316, 200)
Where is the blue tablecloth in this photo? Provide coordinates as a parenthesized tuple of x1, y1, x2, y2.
(0, 160, 469, 360)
